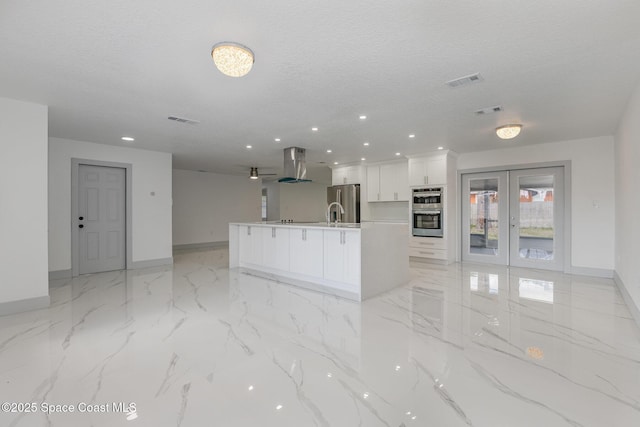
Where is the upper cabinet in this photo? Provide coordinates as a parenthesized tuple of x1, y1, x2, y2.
(332, 165, 363, 185)
(408, 153, 448, 186)
(367, 161, 409, 202)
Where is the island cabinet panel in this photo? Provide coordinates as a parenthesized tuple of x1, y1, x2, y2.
(239, 225, 263, 266)
(289, 228, 324, 278)
(261, 226, 290, 272)
(323, 229, 361, 287)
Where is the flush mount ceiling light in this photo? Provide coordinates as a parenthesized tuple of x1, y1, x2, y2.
(249, 167, 259, 179)
(496, 124, 523, 140)
(211, 42, 254, 77)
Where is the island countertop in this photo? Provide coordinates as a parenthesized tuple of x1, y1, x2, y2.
(228, 222, 409, 301)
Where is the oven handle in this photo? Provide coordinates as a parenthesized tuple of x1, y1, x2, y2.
(413, 210, 442, 214)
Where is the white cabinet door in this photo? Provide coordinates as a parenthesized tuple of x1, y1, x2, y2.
(373, 162, 409, 202)
(290, 228, 324, 277)
(342, 231, 361, 286)
(239, 225, 262, 266)
(333, 166, 362, 185)
(323, 230, 361, 286)
(262, 227, 290, 271)
(426, 156, 446, 185)
(409, 155, 447, 186)
(408, 158, 428, 186)
(366, 165, 380, 202)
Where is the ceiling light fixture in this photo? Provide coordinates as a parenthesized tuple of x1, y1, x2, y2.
(359, 115, 367, 120)
(211, 42, 254, 78)
(395, 152, 401, 156)
(496, 124, 522, 140)
(361, 158, 366, 161)
(326, 149, 332, 153)
(363, 142, 370, 146)
(246, 145, 252, 149)
(121, 136, 134, 142)
(249, 167, 259, 180)
(437, 146, 444, 150)
(334, 162, 338, 165)
(409, 134, 415, 138)
(312, 127, 318, 132)
(274, 138, 281, 142)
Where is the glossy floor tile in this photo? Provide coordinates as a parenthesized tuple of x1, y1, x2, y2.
(1, 248, 639, 426)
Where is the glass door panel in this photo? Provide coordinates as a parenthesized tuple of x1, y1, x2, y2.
(509, 167, 564, 271)
(462, 171, 509, 265)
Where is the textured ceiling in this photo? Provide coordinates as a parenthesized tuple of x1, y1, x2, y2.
(1, 0, 639, 176)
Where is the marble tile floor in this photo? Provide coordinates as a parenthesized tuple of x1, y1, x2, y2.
(1, 247, 639, 427)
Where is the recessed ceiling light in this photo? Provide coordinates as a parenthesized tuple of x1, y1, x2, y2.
(437, 146, 444, 150)
(326, 149, 332, 153)
(361, 158, 366, 161)
(408, 134, 415, 138)
(246, 145, 252, 149)
(275, 405, 283, 410)
(274, 138, 281, 142)
(312, 127, 318, 132)
(496, 124, 523, 140)
(121, 136, 134, 142)
(363, 142, 370, 146)
(395, 152, 401, 156)
(359, 115, 367, 120)
(334, 162, 338, 165)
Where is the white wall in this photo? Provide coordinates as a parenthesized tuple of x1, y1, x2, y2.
(49, 138, 173, 271)
(0, 97, 49, 308)
(458, 136, 615, 271)
(172, 169, 261, 245)
(615, 82, 640, 314)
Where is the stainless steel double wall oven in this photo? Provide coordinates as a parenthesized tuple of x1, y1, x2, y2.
(412, 187, 444, 237)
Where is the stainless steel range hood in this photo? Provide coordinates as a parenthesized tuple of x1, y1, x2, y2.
(278, 147, 311, 183)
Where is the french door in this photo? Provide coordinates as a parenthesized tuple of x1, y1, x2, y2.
(462, 167, 564, 271)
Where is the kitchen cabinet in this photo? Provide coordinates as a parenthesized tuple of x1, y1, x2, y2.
(238, 225, 263, 266)
(408, 154, 447, 186)
(289, 228, 323, 277)
(323, 229, 361, 287)
(261, 226, 290, 271)
(332, 165, 363, 185)
(367, 162, 409, 202)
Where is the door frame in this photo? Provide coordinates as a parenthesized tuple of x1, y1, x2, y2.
(71, 159, 133, 276)
(457, 161, 572, 273)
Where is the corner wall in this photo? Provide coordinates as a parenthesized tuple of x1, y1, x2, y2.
(614, 82, 640, 322)
(458, 136, 615, 272)
(0, 97, 49, 313)
(48, 138, 173, 272)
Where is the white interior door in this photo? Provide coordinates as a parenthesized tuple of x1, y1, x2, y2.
(509, 167, 564, 271)
(78, 165, 126, 274)
(462, 171, 509, 265)
(462, 167, 565, 271)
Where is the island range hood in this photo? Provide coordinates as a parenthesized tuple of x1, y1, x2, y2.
(278, 147, 312, 183)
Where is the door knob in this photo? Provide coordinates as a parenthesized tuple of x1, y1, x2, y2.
(79, 216, 84, 221)
(79, 224, 84, 229)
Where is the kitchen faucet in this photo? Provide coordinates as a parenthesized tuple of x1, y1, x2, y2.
(326, 202, 345, 225)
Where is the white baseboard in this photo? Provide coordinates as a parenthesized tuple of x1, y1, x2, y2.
(0, 295, 50, 317)
(614, 271, 640, 328)
(129, 257, 173, 270)
(173, 241, 229, 251)
(49, 269, 72, 280)
(570, 266, 614, 278)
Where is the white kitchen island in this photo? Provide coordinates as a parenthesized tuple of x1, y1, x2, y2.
(229, 222, 409, 301)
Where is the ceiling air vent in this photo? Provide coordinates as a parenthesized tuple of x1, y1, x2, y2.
(446, 73, 483, 88)
(475, 105, 503, 115)
(168, 116, 200, 125)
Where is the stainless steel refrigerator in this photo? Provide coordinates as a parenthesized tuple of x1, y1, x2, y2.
(327, 184, 360, 223)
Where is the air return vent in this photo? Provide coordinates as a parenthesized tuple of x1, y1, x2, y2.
(475, 105, 503, 115)
(446, 73, 483, 88)
(167, 116, 200, 125)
